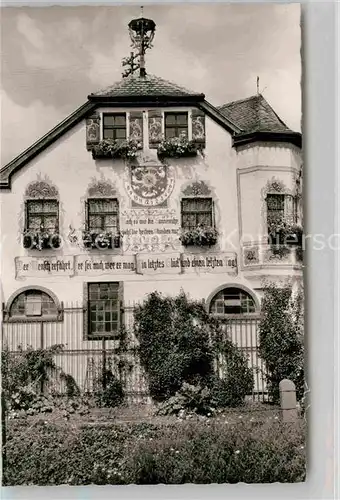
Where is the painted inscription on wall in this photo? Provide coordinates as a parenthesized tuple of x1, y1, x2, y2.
(120, 208, 181, 253)
(135, 252, 237, 275)
(74, 255, 136, 276)
(181, 253, 237, 274)
(15, 252, 237, 279)
(15, 256, 74, 279)
(136, 253, 182, 275)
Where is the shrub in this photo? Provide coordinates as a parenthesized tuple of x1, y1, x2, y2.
(93, 369, 125, 408)
(210, 336, 254, 408)
(92, 356, 126, 408)
(2, 344, 64, 398)
(1, 345, 83, 417)
(258, 282, 304, 403)
(156, 340, 254, 417)
(134, 291, 216, 401)
(134, 291, 253, 406)
(156, 383, 214, 417)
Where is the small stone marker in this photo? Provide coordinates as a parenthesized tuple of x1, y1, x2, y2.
(279, 379, 298, 423)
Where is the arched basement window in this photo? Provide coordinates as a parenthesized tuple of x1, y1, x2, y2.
(9, 289, 58, 319)
(209, 287, 256, 315)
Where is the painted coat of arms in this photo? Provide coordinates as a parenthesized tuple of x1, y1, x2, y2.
(125, 163, 175, 207)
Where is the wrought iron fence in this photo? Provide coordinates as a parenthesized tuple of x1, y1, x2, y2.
(1, 302, 267, 403)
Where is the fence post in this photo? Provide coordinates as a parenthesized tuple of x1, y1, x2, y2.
(1, 308, 7, 475)
(40, 321, 45, 394)
(102, 338, 107, 391)
(279, 379, 298, 422)
(1, 391, 6, 477)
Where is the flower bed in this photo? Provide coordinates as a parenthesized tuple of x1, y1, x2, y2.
(92, 139, 141, 160)
(82, 231, 121, 249)
(3, 416, 306, 485)
(179, 226, 218, 247)
(157, 137, 201, 159)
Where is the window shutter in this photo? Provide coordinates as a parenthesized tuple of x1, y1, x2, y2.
(212, 199, 216, 228)
(148, 110, 163, 149)
(86, 112, 101, 150)
(191, 108, 206, 148)
(118, 281, 124, 333)
(84, 200, 89, 231)
(129, 111, 143, 146)
(83, 282, 89, 340)
(284, 195, 294, 222)
(24, 200, 29, 231)
(55, 201, 60, 233)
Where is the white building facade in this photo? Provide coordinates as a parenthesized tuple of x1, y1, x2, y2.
(0, 70, 302, 398)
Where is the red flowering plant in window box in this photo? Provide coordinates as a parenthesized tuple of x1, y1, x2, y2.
(92, 139, 142, 160)
(180, 225, 218, 247)
(82, 231, 121, 249)
(157, 136, 202, 160)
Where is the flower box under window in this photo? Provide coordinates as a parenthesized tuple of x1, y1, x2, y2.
(23, 231, 61, 250)
(157, 137, 201, 160)
(92, 139, 142, 160)
(82, 231, 121, 250)
(180, 226, 218, 247)
(268, 222, 303, 247)
(84, 198, 120, 249)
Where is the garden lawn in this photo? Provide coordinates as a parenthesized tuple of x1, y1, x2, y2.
(3, 411, 306, 485)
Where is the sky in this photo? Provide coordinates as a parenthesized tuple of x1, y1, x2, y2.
(0, 4, 301, 166)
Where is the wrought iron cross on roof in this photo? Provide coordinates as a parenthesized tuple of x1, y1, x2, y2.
(122, 52, 140, 78)
(121, 6, 156, 78)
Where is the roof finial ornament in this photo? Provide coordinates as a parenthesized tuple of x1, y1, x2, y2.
(257, 76, 260, 95)
(122, 7, 156, 78)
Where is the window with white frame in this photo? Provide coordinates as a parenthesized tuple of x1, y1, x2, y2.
(87, 282, 121, 337)
(25, 199, 59, 234)
(181, 198, 214, 230)
(164, 112, 188, 139)
(209, 287, 256, 315)
(266, 193, 297, 231)
(86, 198, 120, 235)
(102, 113, 127, 141)
(9, 289, 58, 319)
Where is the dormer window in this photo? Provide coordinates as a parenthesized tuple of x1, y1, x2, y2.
(103, 113, 127, 141)
(164, 112, 188, 139)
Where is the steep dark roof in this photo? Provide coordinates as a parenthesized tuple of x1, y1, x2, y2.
(218, 94, 290, 133)
(90, 74, 204, 100)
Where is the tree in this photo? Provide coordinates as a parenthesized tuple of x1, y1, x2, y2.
(258, 282, 304, 403)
